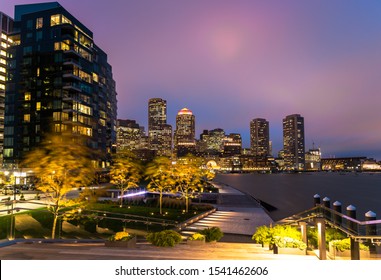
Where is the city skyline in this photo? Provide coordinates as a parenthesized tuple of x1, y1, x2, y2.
(2, 0, 381, 159)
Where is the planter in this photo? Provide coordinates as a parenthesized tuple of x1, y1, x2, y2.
(273, 246, 306, 255)
(187, 239, 205, 246)
(328, 243, 370, 259)
(105, 236, 137, 248)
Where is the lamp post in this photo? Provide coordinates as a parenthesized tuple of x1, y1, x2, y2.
(4, 171, 15, 240)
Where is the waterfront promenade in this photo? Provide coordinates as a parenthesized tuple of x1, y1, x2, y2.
(181, 182, 274, 241)
(0, 182, 311, 260)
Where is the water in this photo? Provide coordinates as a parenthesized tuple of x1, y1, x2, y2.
(215, 172, 381, 222)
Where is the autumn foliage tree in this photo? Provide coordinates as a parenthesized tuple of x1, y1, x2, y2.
(21, 134, 96, 238)
(145, 157, 175, 214)
(172, 155, 215, 213)
(109, 151, 143, 207)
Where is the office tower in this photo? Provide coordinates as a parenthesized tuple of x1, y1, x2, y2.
(199, 128, 225, 155)
(116, 119, 143, 152)
(4, 3, 117, 167)
(283, 114, 305, 170)
(147, 98, 172, 157)
(0, 12, 14, 165)
(223, 133, 242, 156)
(250, 118, 270, 157)
(174, 107, 195, 157)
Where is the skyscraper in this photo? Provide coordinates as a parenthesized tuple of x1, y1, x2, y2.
(147, 98, 172, 157)
(4, 2, 117, 167)
(250, 118, 270, 157)
(0, 12, 14, 165)
(174, 107, 195, 157)
(283, 114, 305, 170)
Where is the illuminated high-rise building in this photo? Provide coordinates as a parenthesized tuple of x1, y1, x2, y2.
(148, 98, 166, 133)
(250, 118, 270, 157)
(0, 12, 13, 165)
(223, 133, 242, 156)
(147, 98, 172, 157)
(4, 3, 117, 167)
(283, 114, 305, 170)
(116, 119, 143, 152)
(174, 107, 195, 157)
(199, 128, 225, 155)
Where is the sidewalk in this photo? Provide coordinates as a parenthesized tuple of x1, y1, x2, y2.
(181, 182, 273, 241)
(0, 240, 317, 260)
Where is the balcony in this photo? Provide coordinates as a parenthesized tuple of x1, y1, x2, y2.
(63, 58, 81, 68)
(63, 82, 82, 92)
(63, 70, 81, 80)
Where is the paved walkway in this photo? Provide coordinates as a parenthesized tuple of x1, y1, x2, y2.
(0, 240, 317, 260)
(181, 182, 273, 240)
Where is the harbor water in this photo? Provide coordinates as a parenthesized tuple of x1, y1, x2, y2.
(215, 172, 381, 222)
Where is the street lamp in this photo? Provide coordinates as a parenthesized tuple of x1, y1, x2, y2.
(4, 170, 16, 240)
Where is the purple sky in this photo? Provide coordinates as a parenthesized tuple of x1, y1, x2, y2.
(2, 0, 381, 159)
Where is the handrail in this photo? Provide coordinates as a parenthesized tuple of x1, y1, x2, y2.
(276, 204, 381, 240)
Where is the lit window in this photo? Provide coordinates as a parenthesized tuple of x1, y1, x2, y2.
(4, 148, 13, 157)
(0, 75, 5, 81)
(53, 112, 61, 121)
(92, 73, 98, 83)
(24, 114, 30, 122)
(50, 14, 60, 26)
(25, 92, 31, 100)
(61, 15, 72, 25)
(36, 102, 41, 111)
(36, 17, 43, 29)
(36, 67, 40, 77)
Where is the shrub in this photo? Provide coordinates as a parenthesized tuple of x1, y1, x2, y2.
(199, 227, 223, 242)
(252, 225, 307, 250)
(252, 225, 272, 246)
(109, 231, 135, 242)
(188, 233, 205, 241)
(331, 238, 369, 252)
(146, 230, 182, 247)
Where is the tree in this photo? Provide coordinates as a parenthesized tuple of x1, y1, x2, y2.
(145, 157, 175, 214)
(21, 134, 95, 238)
(172, 155, 213, 213)
(109, 152, 142, 207)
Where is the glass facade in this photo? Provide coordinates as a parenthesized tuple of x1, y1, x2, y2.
(0, 12, 14, 165)
(4, 3, 117, 167)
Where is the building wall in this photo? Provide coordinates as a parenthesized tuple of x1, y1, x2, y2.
(250, 118, 270, 157)
(147, 98, 172, 156)
(4, 3, 117, 167)
(283, 114, 305, 170)
(0, 12, 14, 166)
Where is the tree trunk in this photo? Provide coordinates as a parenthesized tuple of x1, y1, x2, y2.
(159, 192, 163, 215)
(51, 213, 58, 239)
(120, 187, 125, 207)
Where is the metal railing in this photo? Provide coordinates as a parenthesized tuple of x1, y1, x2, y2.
(277, 204, 381, 243)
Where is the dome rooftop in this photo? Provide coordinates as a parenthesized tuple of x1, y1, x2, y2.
(178, 108, 193, 115)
